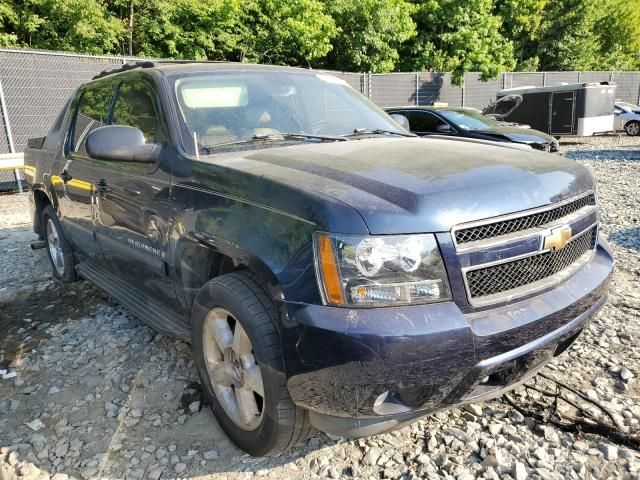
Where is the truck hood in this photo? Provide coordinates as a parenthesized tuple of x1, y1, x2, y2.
(215, 137, 594, 234)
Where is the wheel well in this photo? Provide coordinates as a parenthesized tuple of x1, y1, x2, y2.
(33, 189, 52, 237)
(179, 243, 275, 312)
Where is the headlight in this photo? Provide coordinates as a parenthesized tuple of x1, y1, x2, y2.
(314, 232, 451, 307)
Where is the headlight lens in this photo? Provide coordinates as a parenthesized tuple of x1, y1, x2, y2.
(314, 232, 451, 307)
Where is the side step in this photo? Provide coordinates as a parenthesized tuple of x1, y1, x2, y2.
(78, 262, 191, 341)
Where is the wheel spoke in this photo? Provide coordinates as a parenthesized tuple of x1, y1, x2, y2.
(232, 321, 252, 356)
(236, 387, 260, 425)
(243, 363, 264, 397)
(209, 317, 233, 352)
(218, 386, 241, 421)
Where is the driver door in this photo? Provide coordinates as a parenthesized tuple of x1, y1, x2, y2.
(92, 74, 175, 306)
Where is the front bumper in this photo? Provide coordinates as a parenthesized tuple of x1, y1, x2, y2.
(282, 240, 613, 437)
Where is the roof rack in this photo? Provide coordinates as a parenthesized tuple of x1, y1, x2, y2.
(91, 59, 235, 80)
(92, 61, 155, 80)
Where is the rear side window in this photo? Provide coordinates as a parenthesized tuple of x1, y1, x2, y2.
(71, 83, 114, 156)
(112, 79, 161, 142)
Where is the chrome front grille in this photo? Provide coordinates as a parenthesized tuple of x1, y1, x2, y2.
(466, 226, 597, 300)
(455, 193, 596, 245)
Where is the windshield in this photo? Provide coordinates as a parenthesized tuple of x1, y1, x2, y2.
(171, 71, 404, 153)
(617, 102, 640, 111)
(437, 109, 502, 130)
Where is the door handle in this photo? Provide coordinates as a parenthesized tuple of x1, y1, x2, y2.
(60, 170, 72, 183)
(95, 179, 112, 193)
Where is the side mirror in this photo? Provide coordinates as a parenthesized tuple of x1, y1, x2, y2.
(390, 114, 410, 131)
(435, 124, 452, 134)
(86, 125, 159, 163)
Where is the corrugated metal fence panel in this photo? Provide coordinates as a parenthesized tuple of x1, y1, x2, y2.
(506, 72, 545, 89)
(417, 73, 463, 107)
(463, 73, 501, 109)
(0, 51, 124, 152)
(612, 72, 640, 104)
(370, 73, 416, 107)
(544, 72, 580, 86)
(579, 71, 613, 84)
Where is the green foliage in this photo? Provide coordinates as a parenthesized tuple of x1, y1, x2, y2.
(0, 0, 637, 79)
(321, 0, 416, 72)
(0, 0, 124, 53)
(404, 0, 516, 84)
(234, 0, 337, 66)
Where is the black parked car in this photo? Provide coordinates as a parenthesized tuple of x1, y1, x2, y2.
(24, 62, 612, 455)
(386, 106, 559, 152)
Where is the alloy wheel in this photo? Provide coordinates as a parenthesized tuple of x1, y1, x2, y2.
(626, 122, 640, 136)
(203, 307, 265, 431)
(46, 218, 65, 276)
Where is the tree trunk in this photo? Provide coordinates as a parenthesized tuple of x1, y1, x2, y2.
(128, 0, 134, 56)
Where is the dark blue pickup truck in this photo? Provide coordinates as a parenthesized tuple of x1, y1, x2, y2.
(24, 62, 613, 455)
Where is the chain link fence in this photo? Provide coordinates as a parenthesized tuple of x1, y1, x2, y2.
(0, 46, 639, 161)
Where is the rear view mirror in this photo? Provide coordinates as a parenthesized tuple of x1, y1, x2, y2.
(390, 114, 410, 131)
(86, 125, 159, 163)
(435, 124, 452, 134)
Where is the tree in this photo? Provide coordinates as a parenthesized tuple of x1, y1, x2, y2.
(403, 0, 515, 83)
(233, 0, 337, 66)
(105, 0, 242, 60)
(495, 0, 547, 71)
(594, 0, 640, 70)
(0, 0, 124, 54)
(534, 0, 602, 71)
(321, 0, 416, 73)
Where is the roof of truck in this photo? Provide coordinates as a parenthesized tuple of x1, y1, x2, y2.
(92, 60, 317, 80)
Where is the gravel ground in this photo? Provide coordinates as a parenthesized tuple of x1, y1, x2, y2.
(0, 135, 639, 480)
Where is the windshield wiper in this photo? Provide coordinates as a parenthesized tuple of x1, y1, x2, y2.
(342, 128, 416, 138)
(203, 132, 346, 153)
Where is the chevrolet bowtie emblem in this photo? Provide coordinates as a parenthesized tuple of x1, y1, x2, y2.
(543, 225, 572, 251)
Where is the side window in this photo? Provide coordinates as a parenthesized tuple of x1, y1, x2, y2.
(71, 83, 114, 155)
(408, 111, 447, 133)
(112, 79, 161, 142)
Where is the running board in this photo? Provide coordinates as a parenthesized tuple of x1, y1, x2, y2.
(78, 262, 191, 341)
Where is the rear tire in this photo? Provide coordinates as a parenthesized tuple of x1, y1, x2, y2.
(191, 271, 313, 455)
(624, 120, 639, 136)
(42, 205, 78, 283)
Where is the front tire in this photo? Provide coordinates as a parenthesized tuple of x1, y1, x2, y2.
(624, 120, 640, 136)
(191, 271, 312, 455)
(42, 205, 78, 283)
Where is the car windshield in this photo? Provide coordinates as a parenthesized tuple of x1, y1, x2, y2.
(436, 109, 502, 130)
(171, 71, 404, 153)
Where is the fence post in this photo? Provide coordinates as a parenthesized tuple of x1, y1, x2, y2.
(367, 72, 372, 99)
(542, 72, 547, 87)
(0, 77, 21, 192)
(461, 76, 465, 107)
(578, 71, 582, 83)
(415, 73, 419, 106)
